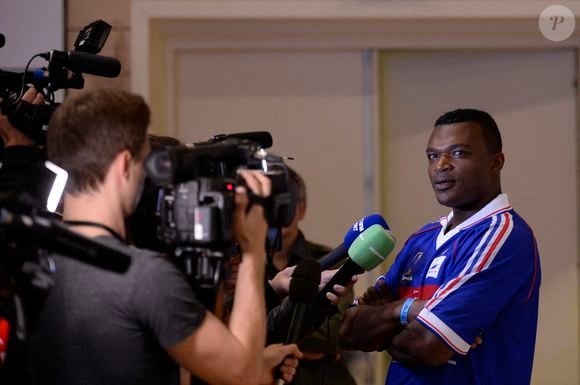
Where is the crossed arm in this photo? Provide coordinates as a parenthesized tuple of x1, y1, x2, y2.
(338, 280, 455, 367)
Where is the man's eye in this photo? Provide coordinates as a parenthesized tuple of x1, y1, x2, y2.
(451, 151, 465, 158)
(427, 153, 438, 161)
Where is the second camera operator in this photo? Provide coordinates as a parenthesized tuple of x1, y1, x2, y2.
(27, 88, 301, 385)
(0, 88, 46, 203)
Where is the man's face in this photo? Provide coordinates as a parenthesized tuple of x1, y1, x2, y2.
(426, 122, 502, 212)
(281, 201, 305, 240)
(127, 140, 151, 215)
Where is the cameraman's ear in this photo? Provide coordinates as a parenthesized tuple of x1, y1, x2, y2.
(111, 149, 132, 181)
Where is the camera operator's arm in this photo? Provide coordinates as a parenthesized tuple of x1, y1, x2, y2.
(0, 88, 43, 146)
(168, 171, 272, 385)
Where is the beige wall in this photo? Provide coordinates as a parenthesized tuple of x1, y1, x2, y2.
(66, 0, 131, 91)
(171, 50, 367, 247)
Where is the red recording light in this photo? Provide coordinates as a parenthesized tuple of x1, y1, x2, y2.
(226, 183, 234, 191)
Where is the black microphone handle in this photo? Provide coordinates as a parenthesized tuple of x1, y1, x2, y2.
(274, 302, 308, 385)
(318, 243, 347, 270)
(299, 258, 364, 340)
(317, 258, 364, 302)
(284, 302, 308, 344)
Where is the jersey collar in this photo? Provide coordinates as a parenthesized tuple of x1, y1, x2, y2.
(436, 193, 511, 248)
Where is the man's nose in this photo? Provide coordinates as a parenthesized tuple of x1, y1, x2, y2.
(434, 153, 452, 171)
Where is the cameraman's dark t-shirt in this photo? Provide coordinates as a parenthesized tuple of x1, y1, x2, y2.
(28, 236, 206, 385)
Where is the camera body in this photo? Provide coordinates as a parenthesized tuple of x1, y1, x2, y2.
(157, 177, 236, 247)
(0, 20, 116, 145)
(147, 133, 296, 247)
(143, 132, 296, 297)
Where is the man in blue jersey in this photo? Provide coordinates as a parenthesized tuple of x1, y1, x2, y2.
(339, 109, 541, 385)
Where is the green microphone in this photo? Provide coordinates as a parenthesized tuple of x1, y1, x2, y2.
(298, 224, 396, 339)
(347, 224, 396, 271)
(316, 224, 396, 295)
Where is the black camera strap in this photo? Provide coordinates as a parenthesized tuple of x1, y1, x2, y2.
(63, 220, 126, 244)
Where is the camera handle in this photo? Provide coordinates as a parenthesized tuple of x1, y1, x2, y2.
(174, 247, 228, 310)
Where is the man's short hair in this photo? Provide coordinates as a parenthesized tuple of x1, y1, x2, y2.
(47, 88, 150, 194)
(434, 108, 502, 153)
(288, 167, 306, 204)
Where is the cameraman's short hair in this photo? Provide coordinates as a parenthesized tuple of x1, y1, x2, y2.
(47, 88, 150, 194)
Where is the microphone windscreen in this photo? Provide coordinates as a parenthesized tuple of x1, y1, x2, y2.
(343, 213, 390, 247)
(288, 258, 320, 303)
(67, 51, 121, 78)
(347, 224, 396, 271)
(292, 257, 320, 281)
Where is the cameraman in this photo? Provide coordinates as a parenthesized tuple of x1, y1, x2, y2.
(0, 87, 47, 384)
(27, 88, 300, 385)
(0, 88, 46, 202)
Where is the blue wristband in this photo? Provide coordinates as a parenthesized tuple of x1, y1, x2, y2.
(400, 298, 415, 326)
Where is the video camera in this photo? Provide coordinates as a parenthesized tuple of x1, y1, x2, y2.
(0, 20, 120, 144)
(0, 192, 131, 275)
(143, 131, 297, 302)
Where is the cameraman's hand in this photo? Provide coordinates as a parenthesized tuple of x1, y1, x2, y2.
(260, 343, 303, 385)
(233, 170, 271, 257)
(0, 88, 44, 147)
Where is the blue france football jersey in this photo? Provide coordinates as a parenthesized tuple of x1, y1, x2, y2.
(378, 194, 541, 385)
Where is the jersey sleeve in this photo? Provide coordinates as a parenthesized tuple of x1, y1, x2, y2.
(130, 254, 207, 348)
(416, 212, 538, 355)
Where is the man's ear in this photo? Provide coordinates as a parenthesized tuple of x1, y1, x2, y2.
(111, 149, 132, 181)
(296, 202, 307, 222)
(490, 152, 505, 175)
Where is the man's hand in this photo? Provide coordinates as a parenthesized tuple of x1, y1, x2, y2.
(260, 343, 303, 385)
(269, 265, 296, 300)
(269, 267, 357, 305)
(320, 269, 358, 305)
(233, 170, 271, 257)
(358, 278, 393, 306)
(471, 335, 483, 349)
(0, 88, 44, 147)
